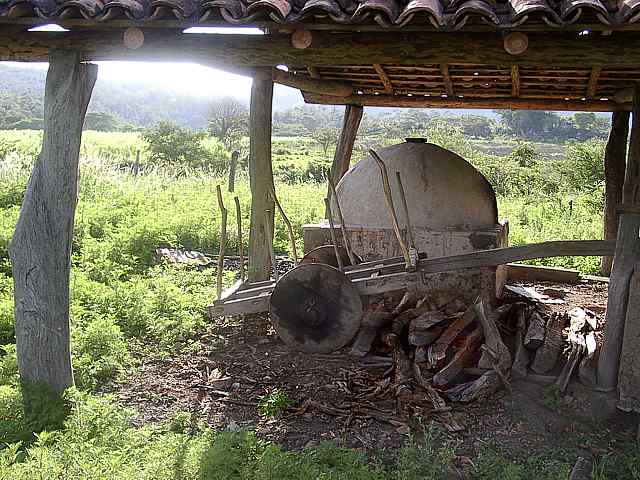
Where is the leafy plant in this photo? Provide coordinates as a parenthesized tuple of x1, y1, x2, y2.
(258, 388, 293, 417)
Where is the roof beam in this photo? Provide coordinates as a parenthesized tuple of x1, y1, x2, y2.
(303, 92, 629, 112)
(272, 69, 353, 96)
(511, 65, 520, 98)
(5, 30, 640, 69)
(440, 64, 454, 97)
(587, 66, 602, 99)
(373, 64, 393, 94)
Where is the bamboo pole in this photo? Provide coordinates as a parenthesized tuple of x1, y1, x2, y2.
(234, 196, 244, 282)
(216, 185, 228, 300)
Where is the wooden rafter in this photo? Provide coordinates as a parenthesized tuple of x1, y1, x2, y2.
(511, 65, 520, 98)
(373, 64, 394, 94)
(440, 64, 454, 96)
(587, 66, 602, 99)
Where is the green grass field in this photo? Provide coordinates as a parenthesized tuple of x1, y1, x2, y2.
(0, 129, 629, 479)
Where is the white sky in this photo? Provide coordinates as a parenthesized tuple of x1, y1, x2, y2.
(12, 25, 263, 98)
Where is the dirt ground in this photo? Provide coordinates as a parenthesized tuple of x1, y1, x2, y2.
(117, 278, 636, 463)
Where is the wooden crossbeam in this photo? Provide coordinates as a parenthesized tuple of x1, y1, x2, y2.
(440, 64, 454, 96)
(511, 65, 521, 98)
(587, 66, 602, 99)
(303, 92, 629, 112)
(7, 30, 640, 69)
(373, 64, 393, 94)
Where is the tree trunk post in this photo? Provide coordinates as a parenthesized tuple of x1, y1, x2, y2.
(602, 111, 630, 276)
(598, 84, 640, 392)
(9, 50, 97, 398)
(326, 105, 363, 218)
(248, 70, 275, 282)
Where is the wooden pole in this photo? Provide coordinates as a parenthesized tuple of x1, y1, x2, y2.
(248, 70, 275, 282)
(216, 185, 228, 300)
(264, 210, 277, 281)
(9, 50, 97, 398)
(324, 198, 345, 271)
(618, 263, 640, 412)
(228, 150, 239, 193)
(330, 105, 363, 186)
(269, 184, 299, 264)
(326, 171, 357, 266)
(234, 196, 245, 282)
(602, 111, 630, 276)
(598, 84, 640, 392)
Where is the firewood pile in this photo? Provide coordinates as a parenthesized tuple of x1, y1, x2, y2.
(334, 286, 603, 431)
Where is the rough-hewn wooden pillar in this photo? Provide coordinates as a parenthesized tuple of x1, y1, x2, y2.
(330, 105, 363, 184)
(326, 105, 363, 218)
(248, 70, 275, 282)
(9, 50, 97, 396)
(618, 262, 640, 411)
(598, 85, 640, 392)
(602, 111, 630, 276)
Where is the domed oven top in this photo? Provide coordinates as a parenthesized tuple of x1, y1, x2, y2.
(335, 140, 498, 230)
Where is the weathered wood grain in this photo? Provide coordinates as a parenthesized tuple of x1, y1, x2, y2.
(9, 50, 97, 395)
(618, 264, 640, 412)
(598, 83, 640, 391)
(602, 111, 630, 276)
(247, 71, 275, 282)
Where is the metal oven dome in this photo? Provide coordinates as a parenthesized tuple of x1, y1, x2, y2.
(335, 140, 498, 230)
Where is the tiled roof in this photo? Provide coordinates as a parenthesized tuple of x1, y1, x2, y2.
(2, 0, 640, 29)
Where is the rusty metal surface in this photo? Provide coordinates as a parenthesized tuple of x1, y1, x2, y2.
(2, 0, 637, 30)
(270, 264, 362, 353)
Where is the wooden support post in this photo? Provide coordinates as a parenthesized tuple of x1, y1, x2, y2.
(598, 84, 640, 392)
(9, 50, 97, 397)
(373, 64, 393, 94)
(587, 66, 602, 99)
(216, 185, 228, 300)
(329, 105, 363, 186)
(619, 263, 640, 412)
(602, 111, 630, 275)
(248, 70, 275, 282)
(440, 64, 454, 97)
(228, 150, 239, 193)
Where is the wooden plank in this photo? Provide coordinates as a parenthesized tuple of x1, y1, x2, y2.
(307, 66, 321, 79)
(9, 50, 97, 395)
(208, 293, 271, 317)
(373, 64, 393, 94)
(618, 264, 640, 412)
(511, 65, 520, 98)
(506, 263, 580, 283)
(247, 70, 275, 282)
(440, 64, 454, 97)
(598, 83, 640, 391)
(9, 30, 640, 70)
(586, 66, 602, 99)
(303, 92, 627, 112)
(602, 111, 630, 276)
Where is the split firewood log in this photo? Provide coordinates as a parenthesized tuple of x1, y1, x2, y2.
(428, 306, 476, 366)
(512, 304, 530, 379)
(475, 300, 511, 373)
(524, 305, 546, 350)
(350, 310, 393, 357)
(433, 327, 483, 386)
(445, 371, 501, 403)
(391, 291, 417, 316)
(578, 332, 598, 387)
(409, 311, 446, 346)
(555, 332, 586, 392)
(531, 312, 568, 374)
(394, 347, 414, 397)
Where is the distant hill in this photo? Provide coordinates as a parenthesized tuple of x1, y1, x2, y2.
(0, 63, 304, 130)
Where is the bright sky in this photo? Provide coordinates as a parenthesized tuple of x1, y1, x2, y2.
(12, 25, 264, 99)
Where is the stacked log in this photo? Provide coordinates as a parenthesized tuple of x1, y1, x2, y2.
(348, 285, 604, 416)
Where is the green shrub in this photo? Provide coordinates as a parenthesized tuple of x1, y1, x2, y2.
(258, 388, 292, 417)
(72, 316, 130, 390)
